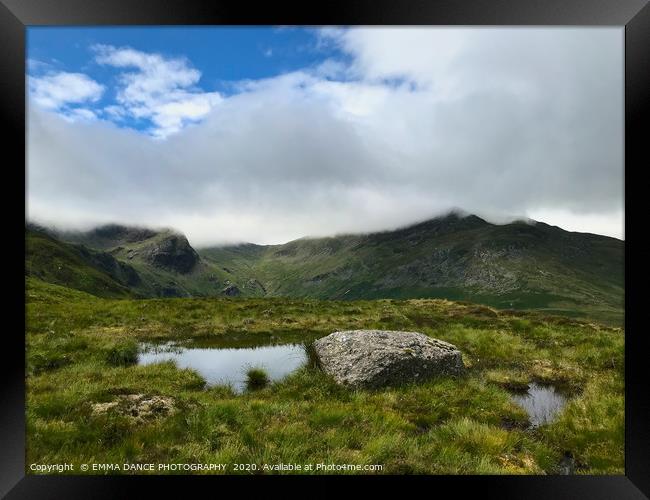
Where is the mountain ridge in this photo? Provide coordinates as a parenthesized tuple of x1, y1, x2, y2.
(25, 212, 624, 324)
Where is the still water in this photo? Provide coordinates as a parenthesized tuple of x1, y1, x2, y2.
(138, 341, 308, 393)
(511, 382, 568, 427)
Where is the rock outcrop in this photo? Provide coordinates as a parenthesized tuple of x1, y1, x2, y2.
(143, 234, 199, 274)
(313, 330, 465, 389)
(222, 284, 241, 296)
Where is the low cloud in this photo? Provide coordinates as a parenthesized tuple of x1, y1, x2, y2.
(27, 28, 624, 245)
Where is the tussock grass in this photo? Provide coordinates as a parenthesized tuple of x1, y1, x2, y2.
(105, 341, 139, 367)
(245, 368, 270, 390)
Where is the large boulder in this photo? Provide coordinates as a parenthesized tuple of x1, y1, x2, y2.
(313, 330, 465, 389)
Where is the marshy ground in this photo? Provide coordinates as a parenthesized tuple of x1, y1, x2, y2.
(26, 277, 624, 474)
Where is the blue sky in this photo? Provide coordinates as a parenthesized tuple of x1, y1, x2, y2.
(26, 27, 623, 243)
(28, 26, 335, 85)
(28, 27, 350, 136)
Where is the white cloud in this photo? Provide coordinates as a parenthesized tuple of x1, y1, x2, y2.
(60, 107, 98, 123)
(320, 27, 465, 91)
(103, 104, 127, 120)
(27, 58, 51, 72)
(92, 44, 222, 138)
(28, 71, 104, 110)
(27, 28, 624, 244)
(526, 207, 625, 240)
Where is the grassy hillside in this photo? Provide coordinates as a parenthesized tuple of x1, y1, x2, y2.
(200, 214, 624, 324)
(25, 228, 134, 298)
(26, 225, 235, 299)
(26, 277, 624, 474)
(28, 213, 624, 324)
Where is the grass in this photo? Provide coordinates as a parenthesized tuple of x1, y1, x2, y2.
(25, 277, 624, 475)
(245, 368, 270, 390)
(105, 341, 139, 367)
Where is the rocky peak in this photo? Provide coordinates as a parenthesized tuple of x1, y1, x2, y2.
(143, 233, 200, 274)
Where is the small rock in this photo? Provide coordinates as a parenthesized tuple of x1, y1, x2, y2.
(90, 401, 119, 415)
(91, 394, 176, 423)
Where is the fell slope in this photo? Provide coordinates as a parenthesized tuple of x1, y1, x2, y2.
(25, 227, 135, 298)
(200, 214, 624, 323)
(27, 212, 624, 323)
(26, 225, 233, 298)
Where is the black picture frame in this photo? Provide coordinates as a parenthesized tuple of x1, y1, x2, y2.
(2, 0, 648, 497)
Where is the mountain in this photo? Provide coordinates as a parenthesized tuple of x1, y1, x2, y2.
(26, 223, 233, 298)
(25, 212, 624, 323)
(199, 213, 623, 323)
(26, 226, 135, 298)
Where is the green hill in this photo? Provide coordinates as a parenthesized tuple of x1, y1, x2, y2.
(25, 227, 135, 298)
(200, 213, 624, 323)
(28, 224, 235, 298)
(26, 212, 624, 323)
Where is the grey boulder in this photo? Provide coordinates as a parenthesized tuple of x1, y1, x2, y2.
(313, 330, 464, 389)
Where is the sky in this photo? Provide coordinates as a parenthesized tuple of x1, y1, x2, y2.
(26, 27, 624, 246)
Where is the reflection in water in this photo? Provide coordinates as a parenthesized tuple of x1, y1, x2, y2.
(511, 382, 568, 427)
(138, 342, 307, 393)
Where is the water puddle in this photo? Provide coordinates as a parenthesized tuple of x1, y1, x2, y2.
(510, 382, 568, 427)
(138, 339, 308, 393)
(558, 452, 576, 475)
